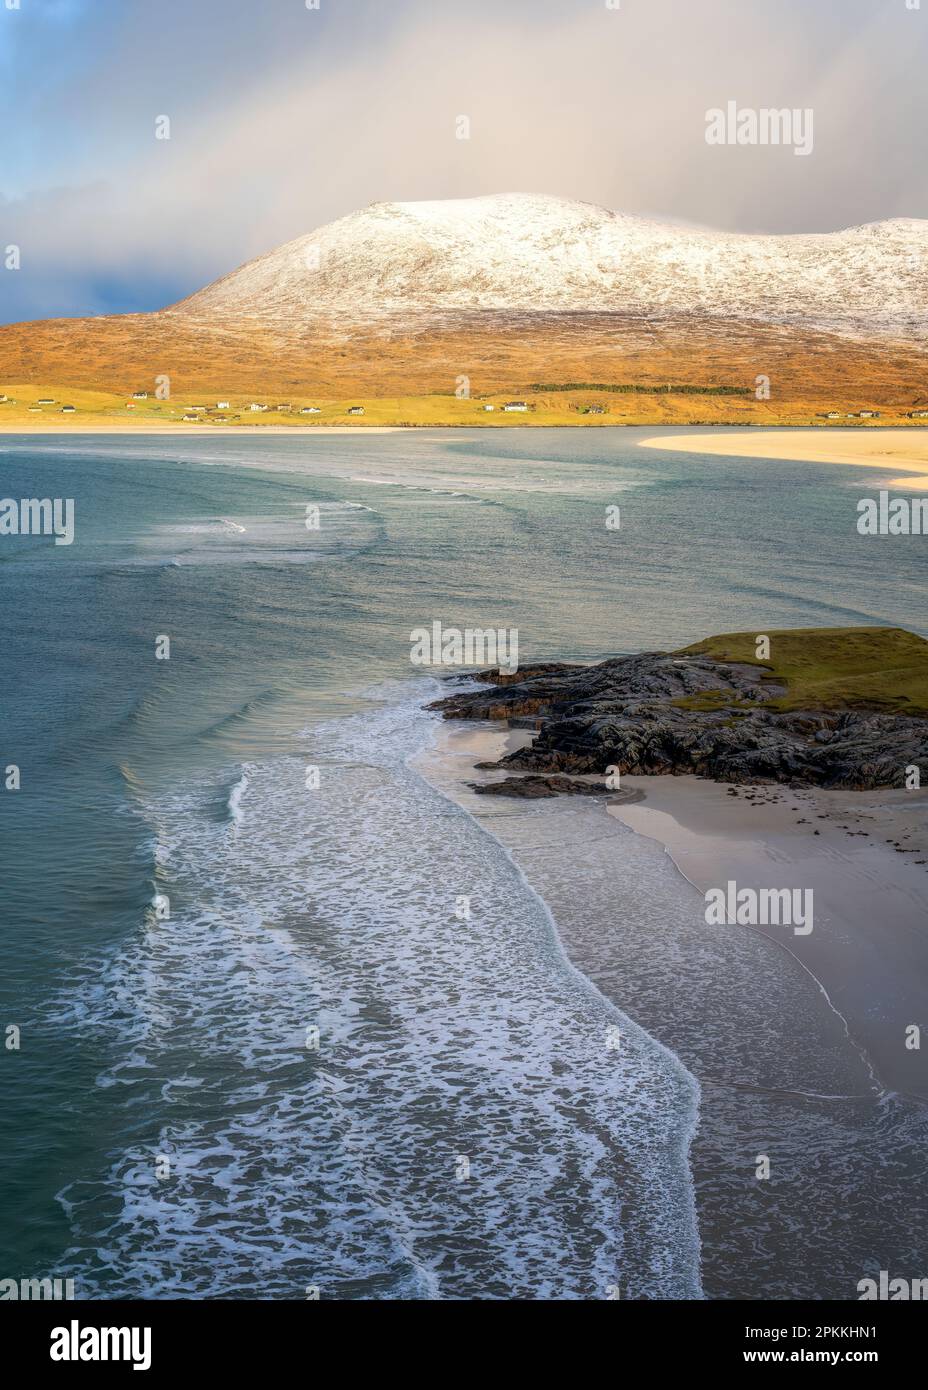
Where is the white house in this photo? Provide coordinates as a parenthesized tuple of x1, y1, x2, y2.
(301, 406, 321, 414)
(216, 401, 231, 410)
(61, 405, 76, 413)
(347, 406, 365, 416)
(483, 404, 495, 412)
(133, 392, 149, 400)
(249, 403, 268, 412)
(503, 401, 528, 413)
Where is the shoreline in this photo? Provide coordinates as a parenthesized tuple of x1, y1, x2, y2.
(4, 421, 928, 440)
(412, 716, 706, 1299)
(412, 712, 928, 1297)
(0, 424, 404, 436)
(421, 718, 928, 1102)
(639, 427, 928, 488)
(609, 775, 928, 1100)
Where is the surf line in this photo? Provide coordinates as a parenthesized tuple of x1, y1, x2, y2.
(411, 709, 705, 1300)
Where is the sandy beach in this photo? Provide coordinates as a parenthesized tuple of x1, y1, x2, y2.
(610, 775, 928, 1100)
(420, 719, 928, 1102)
(640, 428, 928, 489)
(0, 423, 402, 436)
(416, 712, 928, 1300)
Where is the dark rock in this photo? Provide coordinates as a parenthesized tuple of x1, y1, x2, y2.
(430, 650, 928, 792)
(469, 775, 644, 801)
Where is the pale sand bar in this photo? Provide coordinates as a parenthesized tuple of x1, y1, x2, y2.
(640, 428, 928, 489)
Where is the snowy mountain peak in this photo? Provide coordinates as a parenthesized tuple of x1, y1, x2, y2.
(172, 193, 928, 339)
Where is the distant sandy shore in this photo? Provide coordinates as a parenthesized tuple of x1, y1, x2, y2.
(640, 428, 928, 488)
(0, 423, 402, 437)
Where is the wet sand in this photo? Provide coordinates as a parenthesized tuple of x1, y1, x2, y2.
(416, 715, 928, 1299)
(422, 721, 928, 1100)
(610, 775, 928, 1100)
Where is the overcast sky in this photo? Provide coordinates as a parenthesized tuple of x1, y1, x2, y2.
(2, 0, 926, 323)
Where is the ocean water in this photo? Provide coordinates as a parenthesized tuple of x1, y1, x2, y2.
(1, 428, 925, 1300)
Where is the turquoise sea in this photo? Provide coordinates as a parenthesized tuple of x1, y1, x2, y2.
(1, 428, 925, 1299)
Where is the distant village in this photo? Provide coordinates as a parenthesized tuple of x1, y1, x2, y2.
(2, 390, 928, 425)
(0, 392, 598, 420)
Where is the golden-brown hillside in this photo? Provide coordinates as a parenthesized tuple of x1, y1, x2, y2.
(1, 308, 927, 428)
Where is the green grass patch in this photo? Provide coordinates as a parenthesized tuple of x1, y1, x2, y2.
(528, 382, 752, 396)
(676, 626, 928, 716)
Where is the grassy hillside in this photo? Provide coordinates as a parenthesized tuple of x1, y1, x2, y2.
(0, 383, 769, 429)
(680, 627, 928, 716)
(3, 382, 928, 432)
(2, 307, 928, 426)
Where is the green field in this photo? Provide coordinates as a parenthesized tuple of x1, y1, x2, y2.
(679, 627, 928, 716)
(3, 383, 926, 431)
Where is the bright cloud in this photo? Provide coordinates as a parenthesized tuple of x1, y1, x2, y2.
(1, 0, 926, 322)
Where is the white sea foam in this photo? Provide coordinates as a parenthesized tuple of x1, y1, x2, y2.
(226, 766, 251, 829)
(121, 505, 380, 569)
(51, 682, 702, 1300)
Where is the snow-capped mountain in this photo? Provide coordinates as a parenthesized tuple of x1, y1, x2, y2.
(172, 193, 928, 340)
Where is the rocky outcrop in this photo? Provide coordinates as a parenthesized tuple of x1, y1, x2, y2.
(469, 774, 644, 801)
(430, 652, 928, 790)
